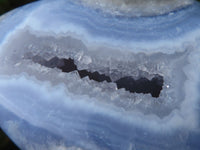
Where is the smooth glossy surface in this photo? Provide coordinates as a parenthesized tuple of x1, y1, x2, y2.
(0, 0, 200, 150)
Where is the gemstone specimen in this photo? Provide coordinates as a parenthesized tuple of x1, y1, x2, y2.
(0, 0, 200, 150)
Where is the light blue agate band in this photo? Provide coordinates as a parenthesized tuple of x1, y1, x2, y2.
(0, 0, 200, 150)
(1, 0, 200, 43)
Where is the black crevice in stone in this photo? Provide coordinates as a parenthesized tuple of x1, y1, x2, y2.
(78, 70, 112, 83)
(31, 55, 163, 98)
(115, 76, 163, 98)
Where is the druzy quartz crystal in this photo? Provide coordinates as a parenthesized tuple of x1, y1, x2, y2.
(0, 0, 200, 150)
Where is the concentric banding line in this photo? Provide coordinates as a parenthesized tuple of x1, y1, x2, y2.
(1, 0, 200, 53)
(0, 0, 200, 150)
(0, 27, 191, 115)
(0, 1, 40, 46)
(16, 0, 200, 53)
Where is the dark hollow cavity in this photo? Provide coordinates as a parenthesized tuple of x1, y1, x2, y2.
(115, 76, 163, 98)
(31, 55, 163, 98)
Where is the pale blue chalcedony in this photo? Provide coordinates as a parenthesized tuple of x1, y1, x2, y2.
(0, 0, 200, 150)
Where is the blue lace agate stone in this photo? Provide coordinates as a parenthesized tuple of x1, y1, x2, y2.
(0, 0, 200, 149)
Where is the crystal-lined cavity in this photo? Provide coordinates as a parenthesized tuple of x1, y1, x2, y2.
(0, 0, 200, 150)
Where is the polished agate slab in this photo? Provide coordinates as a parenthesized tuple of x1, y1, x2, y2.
(0, 0, 200, 149)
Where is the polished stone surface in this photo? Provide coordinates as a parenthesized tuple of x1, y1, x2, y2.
(0, 0, 200, 150)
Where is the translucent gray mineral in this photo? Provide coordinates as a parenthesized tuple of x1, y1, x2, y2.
(0, 0, 200, 150)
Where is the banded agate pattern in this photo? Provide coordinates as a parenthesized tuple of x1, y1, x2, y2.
(0, 0, 200, 150)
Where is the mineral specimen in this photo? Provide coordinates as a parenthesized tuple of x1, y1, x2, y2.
(0, 0, 200, 150)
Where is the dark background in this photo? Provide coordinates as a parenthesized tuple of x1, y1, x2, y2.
(0, 128, 20, 150)
(0, 0, 37, 15)
(0, 0, 200, 150)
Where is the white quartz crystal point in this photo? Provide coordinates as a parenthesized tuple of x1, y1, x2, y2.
(0, 0, 200, 150)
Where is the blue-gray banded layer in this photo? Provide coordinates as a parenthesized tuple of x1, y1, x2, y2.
(0, 0, 200, 44)
(0, 78, 200, 150)
(0, 0, 200, 150)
